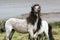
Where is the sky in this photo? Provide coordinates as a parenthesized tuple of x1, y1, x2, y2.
(0, 0, 60, 19)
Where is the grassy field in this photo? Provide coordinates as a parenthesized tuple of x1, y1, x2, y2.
(0, 28, 60, 40)
(0, 21, 60, 40)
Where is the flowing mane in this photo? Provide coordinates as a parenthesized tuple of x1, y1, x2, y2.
(26, 12, 37, 25)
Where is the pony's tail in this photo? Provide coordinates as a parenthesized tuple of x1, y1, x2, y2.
(0, 21, 5, 33)
(48, 24, 54, 40)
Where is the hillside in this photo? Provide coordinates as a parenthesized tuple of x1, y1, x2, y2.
(17, 12, 60, 23)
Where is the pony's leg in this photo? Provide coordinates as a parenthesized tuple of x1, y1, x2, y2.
(28, 29, 35, 40)
(36, 33, 45, 40)
(44, 26, 52, 40)
(36, 34, 41, 40)
(5, 29, 12, 40)
(5, 25, 13, 40)
(9, 29, 15, 40)
(44, 31, 49, 40)
(48, 24, 54, 40)
(28, 33, 35, 40)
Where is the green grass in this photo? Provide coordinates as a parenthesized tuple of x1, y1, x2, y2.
(0, 28, 60, 40)
(53, 28, 60, 40)
(12, 32, 28, 40)
(0, 32, 28, 40)
(50, 22, 60, 28)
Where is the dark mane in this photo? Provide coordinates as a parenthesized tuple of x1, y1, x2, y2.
(26, 11, 37, 25)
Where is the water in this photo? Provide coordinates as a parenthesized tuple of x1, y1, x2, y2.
(0, 0, 60, 19)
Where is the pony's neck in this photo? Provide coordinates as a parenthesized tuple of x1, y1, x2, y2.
(26, 12, 38, 25)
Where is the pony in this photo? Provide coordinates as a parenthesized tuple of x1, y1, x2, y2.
(4, 4, 41, 40)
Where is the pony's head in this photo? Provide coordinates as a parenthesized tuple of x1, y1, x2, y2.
(27, 4, 41, 25)
(31, 4, 41, 14)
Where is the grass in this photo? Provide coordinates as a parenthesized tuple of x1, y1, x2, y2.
(0, 28, 60, 40)
(53, 28, 60, 40)
(0, 32, 28, 40)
